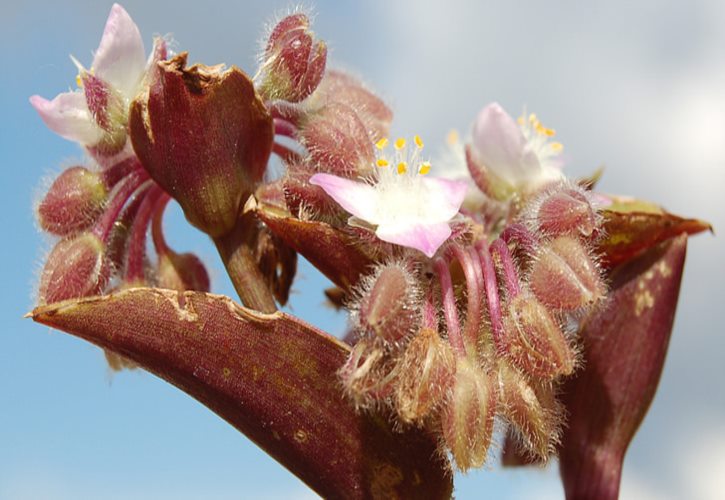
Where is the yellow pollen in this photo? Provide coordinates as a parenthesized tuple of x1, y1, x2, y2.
(517, 116, 525, 125)
(528, 113, 537, 123)
(394, 137, 406, 150)
(419, 162, 431, 175)
(397, 162, 408, 174)
(75, 74, 83, 87)
(375, 138, 389, 150)
(446, 129, 459, 145)
(414, 135, 424, 149)
(550, 142, 564, 153)
(376, 158, 389, 167)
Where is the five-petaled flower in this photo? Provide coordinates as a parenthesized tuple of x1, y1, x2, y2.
(310, 136, 467, 258)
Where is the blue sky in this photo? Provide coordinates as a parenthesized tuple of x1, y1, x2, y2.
(2, 1, 724, 498)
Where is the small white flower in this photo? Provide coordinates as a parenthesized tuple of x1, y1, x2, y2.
(471, 102, 565, 196)
(310, 136, 467, 258)
(30, 4, 162, 149)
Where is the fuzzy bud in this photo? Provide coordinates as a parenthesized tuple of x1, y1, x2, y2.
(395, 328, 455, 424)
(442, 359, 498, 471)
(339, 340, 397, 408)
(130, 53, 273, 237)
(259, 14, 327, 103)
(536, 186, 597, 237)
(498, 363, 562, 461)
(156, 251, 210, 292)
(504, 294, 576, 379)
(37, 166, 107, 236)
(530, 235, 605, 311)
(300, 102, 375, 177)
(356, 262, 419, 345)
(38, 233, 108, 304)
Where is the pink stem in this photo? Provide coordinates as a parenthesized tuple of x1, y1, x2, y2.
(151, 193, 172, 256)
(272, 141, 304, 164)
(490, 238, 521, 298)
(433, 257, 466, 358)
(422, 289, 437, 330)
(274, 118, 298, 139)
(125, 187, 164, 283)
(101, 156, 144, 188)
(476, 241, 506, 352)
(450, 245, 483, 353)
(93, 170, 150, 242)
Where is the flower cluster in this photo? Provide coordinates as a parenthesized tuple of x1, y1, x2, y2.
(31, 5, 705, 492)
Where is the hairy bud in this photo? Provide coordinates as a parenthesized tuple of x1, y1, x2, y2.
(339, 340, 397, 408)
(355, 262, 419, 344)
(504, 294, 576, 379)
(259, 13, 327, 103)
(442, 359, 498, 471)
(536, 186, 597, 237)
(37, 166, 107, 236)
(38, 233, 107, 304)
(300, 102, 375, 177)
(157, 251, 210, 292)
(530, 235, 605, 311)
(130, 53, 273, 237)
(395, 328, 455, 424)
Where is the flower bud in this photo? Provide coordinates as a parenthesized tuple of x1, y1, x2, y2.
(37, 166, 108, 236)
(442, 359, 497, 471)
(38, 233, 108, 304)
(530, 235, 605, 311)
(80, 71, 127, 155)
(395, 328, 455, 424)
(339, 340, 397, 409)
(504, 294, 576, 379)
(129, 53, 273, 237)
(498, 363, 562, 460)
(300, 102, 375, 177)
(156, 251, 210, 292)
(536, 186, 597, 237)
(355, 262, 419, 345)
(259, 13, 327, 103)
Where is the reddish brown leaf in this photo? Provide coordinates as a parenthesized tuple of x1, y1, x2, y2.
(559, 234, 687, 500)
(31, 288, 451, 499)
(597, 197, 710, 269)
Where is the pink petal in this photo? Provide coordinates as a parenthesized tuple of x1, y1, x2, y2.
(30, 93, 103, 145)
(471, 102, 538, 184)
(421, 176, 468, 221)
(376, 222, 452, 258)
(91, 4, 146, 98)
(309, 173, 378, 221)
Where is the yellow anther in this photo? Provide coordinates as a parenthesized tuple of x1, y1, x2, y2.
(75, 74, 83, 87)
(397, 161, 408, 174)
(446, 129, 460, 145)
(419, 162, 431, 175)
(414, 135, 424, 149)
(550, 142, 564, 153)
(375, 138, 389, 150)
(376, 158, 389, 167)
(394, 137, 406, 150)
(517, 116, 525, 125)
(529, 113, 537, 123)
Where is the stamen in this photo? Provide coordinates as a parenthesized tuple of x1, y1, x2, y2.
(375, 137, 389, 150)
(394, 137, 406, 150)
(376, 158, 389, 168)
(397, 162, 407, 174)
(414, 135, 424, 149)
(550, 142, 563, 152)
(419, 162, 431, 175)
(446, 129, 459, 145)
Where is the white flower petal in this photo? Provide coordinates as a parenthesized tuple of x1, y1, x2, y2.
(309, 173, 379, 222)
(376, 222, 452, 258)
(30, 92, 103, 145)
(420, 176, 468, 222)
(91, 4, 146, 98)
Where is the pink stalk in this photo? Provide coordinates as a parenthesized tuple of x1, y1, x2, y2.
(272, 141, 304, 164)
(449, 245, 483, 353)
(274, 118, 298, 139)
(125, 186, 164, 283)
(101, 156, 144, 188)
(433, 257, 466, 357)
(490, 238, 521, 298)
(422, 289, 437, 330)
(151, 193, 172, 256)
(92, 170, 150, 242)
(476, 241, 506, 351)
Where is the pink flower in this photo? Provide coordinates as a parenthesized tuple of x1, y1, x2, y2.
(310, 136, 467, 258)
(30, 4, 159, 151)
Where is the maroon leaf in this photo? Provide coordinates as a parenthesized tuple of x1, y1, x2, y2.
(31, 288, 451, 499)
(559, 234, 688, 499)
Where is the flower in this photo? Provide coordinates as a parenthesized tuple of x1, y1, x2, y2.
(310, 136, 467, 258)
(29, 4, 160, 154)
(470, 102, 565, 197)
